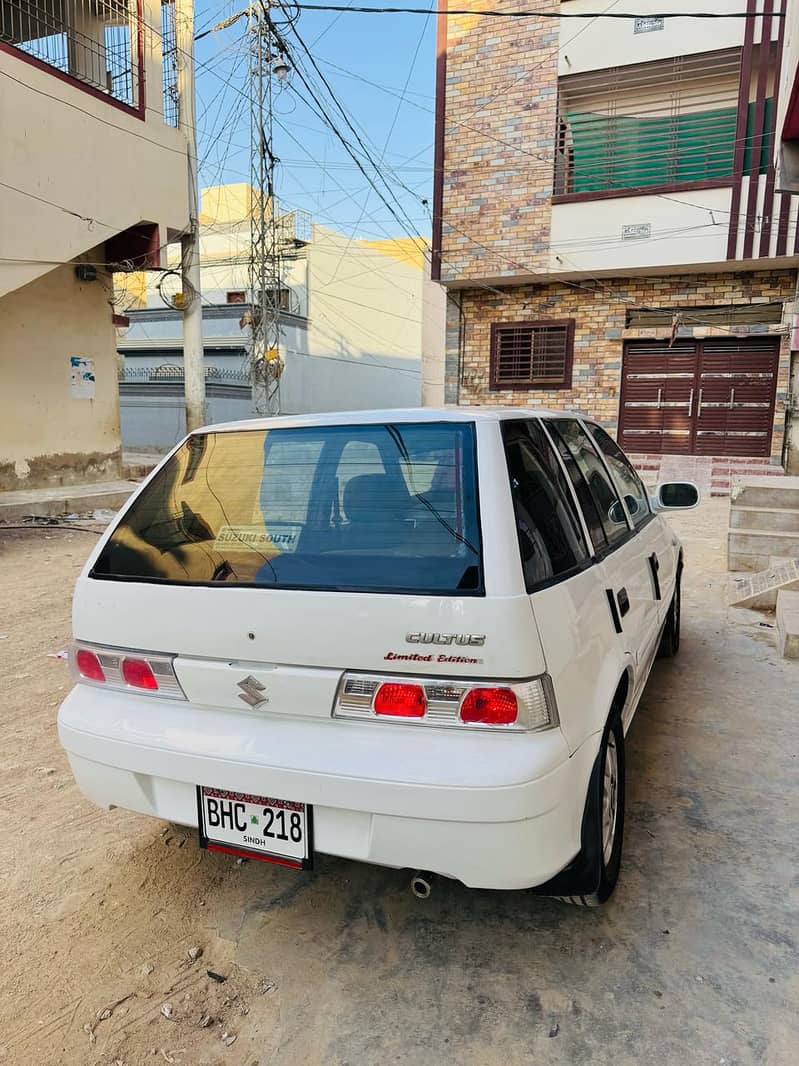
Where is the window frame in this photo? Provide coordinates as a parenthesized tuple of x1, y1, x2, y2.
(489, 320, 575, 391)
(585, 423, 654, 533)
(552, 48, 743, 200)
(546, 418, 639, 560)
(89, 422, 486, 598)
(501, 419, 594, 594)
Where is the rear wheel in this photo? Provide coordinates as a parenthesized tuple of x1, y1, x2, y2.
(658, 568, 682, 658)
(556, 714, 625, 907)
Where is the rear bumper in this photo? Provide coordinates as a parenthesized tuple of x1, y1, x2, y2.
(58, 685, 597, 890)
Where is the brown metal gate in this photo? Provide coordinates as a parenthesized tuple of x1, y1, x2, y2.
(618, 338, 779, 457)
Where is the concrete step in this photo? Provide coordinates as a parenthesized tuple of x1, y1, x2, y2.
(0, 479, 138, 524)
(728, 527, 799, 572)
(729, 506, 799, 532)
(776, 589, 799, 659)
(731, 476, 799, 510)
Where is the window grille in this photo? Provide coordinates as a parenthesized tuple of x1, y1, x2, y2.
(490, 321, 575, 390)
(555, 49, 745, 195)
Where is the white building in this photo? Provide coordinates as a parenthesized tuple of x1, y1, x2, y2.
(116, 184, 444, 450)
(0, 0, 189, 489)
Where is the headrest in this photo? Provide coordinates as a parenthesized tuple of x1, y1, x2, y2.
(343, 474, 403, 522)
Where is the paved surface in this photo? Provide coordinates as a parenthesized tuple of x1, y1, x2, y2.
(0, 499, 797, 1065)
(0, 452, 159, 522)
(0, 479, 138, 522)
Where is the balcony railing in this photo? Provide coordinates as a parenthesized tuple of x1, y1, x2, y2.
(1, 0, 143, 112)
(160, 0, 178, 126)
(119, 365, 251, 386)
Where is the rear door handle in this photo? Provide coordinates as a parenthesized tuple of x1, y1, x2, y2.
(606, 589, 623, 633)
(617, 587, 630, 616)
(648, 553, 662, 600)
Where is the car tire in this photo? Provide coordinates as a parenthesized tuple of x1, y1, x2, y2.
(657, 567, 682, 659)
(556, 713, 626, 907)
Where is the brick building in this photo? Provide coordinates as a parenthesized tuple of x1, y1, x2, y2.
(430, 0, 799, 482)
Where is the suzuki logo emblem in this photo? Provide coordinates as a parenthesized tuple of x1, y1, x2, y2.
(237, 675, 268, 708)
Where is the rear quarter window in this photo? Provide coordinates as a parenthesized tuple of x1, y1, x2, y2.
(91, 422, 483, 595)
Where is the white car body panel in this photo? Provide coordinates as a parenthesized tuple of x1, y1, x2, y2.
(58, 406, 686, 891)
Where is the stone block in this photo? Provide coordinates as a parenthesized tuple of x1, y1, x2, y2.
(776, 590, 799, 659)
(730, 507, 799, 532)
(730, 558, 799, 609)
(730, 476, 799, 510)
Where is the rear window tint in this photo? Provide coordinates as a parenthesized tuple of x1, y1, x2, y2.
(91, 423, 483, 594)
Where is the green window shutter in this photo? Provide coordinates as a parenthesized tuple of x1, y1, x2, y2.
(743, 97, 774, 174)
(567, 106, 737, 193)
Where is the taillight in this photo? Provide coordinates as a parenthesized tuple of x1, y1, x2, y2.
(460, 687, 517, 725)
(333, 673, 557, 732)
(121, 657, 158, 690)
(76, 648, 105, 682)
(69, 643, 185, 699)
(374, 682, 426, 718)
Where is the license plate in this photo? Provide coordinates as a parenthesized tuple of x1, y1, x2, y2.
(197, 787, 313, 869)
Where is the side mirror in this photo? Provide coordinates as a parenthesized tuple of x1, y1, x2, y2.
(608, 494, 642, 525)
(608, 500, 627, 525)
(623, 493, 641, 517)
(652, 481, 700, 511)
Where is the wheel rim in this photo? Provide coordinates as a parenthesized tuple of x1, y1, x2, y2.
(601, 733, 618, 866)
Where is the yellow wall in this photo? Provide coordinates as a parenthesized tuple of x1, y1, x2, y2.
(0, 264, 121, 490)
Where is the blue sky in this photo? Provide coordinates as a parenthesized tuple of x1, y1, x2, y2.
(193, 2, 437, 242)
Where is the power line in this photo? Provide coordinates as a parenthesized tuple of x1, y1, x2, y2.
(275, 5, 425, 213)
(0, 180, 119, 230)
(274, 38, 424, 243)
(325, 7, 431, 282)
(282, 5, 781, 18)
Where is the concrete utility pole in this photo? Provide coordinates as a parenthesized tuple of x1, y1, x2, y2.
(175, 0, 206, 432)
(247, 1, 286, 416)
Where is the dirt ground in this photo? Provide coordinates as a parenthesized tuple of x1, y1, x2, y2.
(0, 500, 797, 1066)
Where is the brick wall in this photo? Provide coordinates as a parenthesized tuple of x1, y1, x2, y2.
(439, 2, 558, 283)
(447, 269, 797, 462)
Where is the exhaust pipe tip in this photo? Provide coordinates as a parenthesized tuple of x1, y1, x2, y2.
(410, 871, 434, 899)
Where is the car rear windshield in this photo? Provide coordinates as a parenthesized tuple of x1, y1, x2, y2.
(91, 422, 483, 594)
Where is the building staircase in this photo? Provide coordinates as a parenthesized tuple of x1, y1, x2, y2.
(727, 476, 799, 572)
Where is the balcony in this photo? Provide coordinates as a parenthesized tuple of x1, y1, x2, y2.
(1, 0, 189, 300)
(1, 0, 144, 114)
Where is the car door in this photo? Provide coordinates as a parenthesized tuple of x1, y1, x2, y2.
(547, 420, 660, 721)
(586, 424, 678, 639)
(500, 419, 618, 753)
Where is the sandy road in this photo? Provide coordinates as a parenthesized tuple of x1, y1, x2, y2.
(1, 503, 797, 1066)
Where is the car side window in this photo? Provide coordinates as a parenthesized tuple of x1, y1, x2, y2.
(549, 419, 630, 549)
(587, 425, 652, 529)
(502, 420, 590, 591)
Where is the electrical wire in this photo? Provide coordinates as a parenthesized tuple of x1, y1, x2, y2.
(0, 523, 105, 534)
(275, 4, 425, 211)
(0, 179, 121, 231)
(279, 4, 783, 18)
(324, 6, 431, 282)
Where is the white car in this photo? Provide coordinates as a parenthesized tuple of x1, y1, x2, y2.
(58, 408, 698, 905)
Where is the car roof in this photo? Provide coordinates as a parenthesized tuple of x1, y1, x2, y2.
(198, 406, 591, 434)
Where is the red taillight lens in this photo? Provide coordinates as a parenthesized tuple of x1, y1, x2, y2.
(76, 648, 105, 682)
(460, 687, 518, 725)
(122, 657, 158, 690)
(373, 682, 426, 718)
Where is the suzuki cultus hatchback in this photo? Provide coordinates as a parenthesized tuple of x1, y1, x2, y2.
(59, 408, 698, 904)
